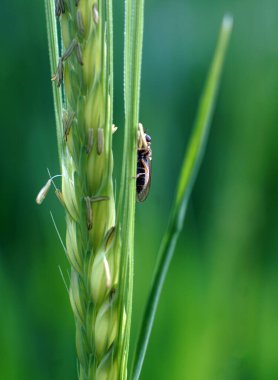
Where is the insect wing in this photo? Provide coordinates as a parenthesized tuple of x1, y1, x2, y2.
(136, 158, 152, 202)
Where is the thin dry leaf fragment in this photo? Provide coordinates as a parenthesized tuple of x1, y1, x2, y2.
(85, 196, 93, 230)
(97, 128, 104, 155)
(36, 179, 52, 205)
(93, 3, 99, 25)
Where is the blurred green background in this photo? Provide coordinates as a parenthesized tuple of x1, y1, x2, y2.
(1, 0, 278, 379)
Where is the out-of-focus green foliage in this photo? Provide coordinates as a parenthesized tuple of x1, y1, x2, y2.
(1, 1, 278, 379)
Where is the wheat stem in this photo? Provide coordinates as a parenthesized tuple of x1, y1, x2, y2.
(116, 0, 145, 378)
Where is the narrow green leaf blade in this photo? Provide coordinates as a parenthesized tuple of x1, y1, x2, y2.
(131, 14, 233, 380)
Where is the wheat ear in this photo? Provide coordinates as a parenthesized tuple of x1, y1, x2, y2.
(44, 1, 122, 379)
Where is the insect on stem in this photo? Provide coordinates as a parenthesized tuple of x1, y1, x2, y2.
(136, 123, 152, 202)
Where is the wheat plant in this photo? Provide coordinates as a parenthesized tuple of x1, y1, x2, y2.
(38, 1, 232, 379)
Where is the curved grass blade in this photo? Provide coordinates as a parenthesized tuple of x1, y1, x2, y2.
(131, 14, 233, 380)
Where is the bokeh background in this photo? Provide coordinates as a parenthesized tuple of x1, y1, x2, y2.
(1, 0, 278, 379)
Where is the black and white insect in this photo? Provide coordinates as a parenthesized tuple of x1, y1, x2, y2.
(136, 123, 152, 202)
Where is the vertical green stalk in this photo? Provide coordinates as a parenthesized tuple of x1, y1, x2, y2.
(116, 0, 145, 378)
(44, 0, 63, 161)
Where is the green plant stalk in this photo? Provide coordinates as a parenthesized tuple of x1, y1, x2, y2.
(131, 14, 233, 380)
(116, 0, 145, 378)
(44, 0, 63, 161)
(44, 1, 123, 379)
